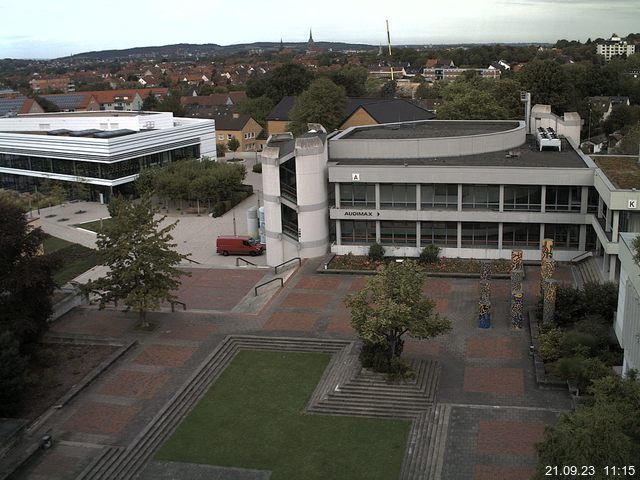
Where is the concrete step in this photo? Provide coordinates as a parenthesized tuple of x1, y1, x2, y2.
(309, 404, 424, 419)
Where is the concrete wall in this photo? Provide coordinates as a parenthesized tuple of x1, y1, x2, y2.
(530, 105, 581, 146)
(340, 108, 377, 130)
(260, 144, 286, 266)
(615, 233, 640, 374)
(329, 121, 525, 160)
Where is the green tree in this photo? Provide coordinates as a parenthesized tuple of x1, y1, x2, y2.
(633, 235, 640, 265)
(615, 123, 640, 154)
(0, 199, 58, 348)
(227, 137, 240, 152)
(381, 80, 397, 98)
(438, 78, 510, 120)
(245, 63, 315, 104)
(330, 65, 368, 97)
(85, 196, 190, 327)
(0, 331, 28, 417)
(518, 60, 572, 113)
(142, 92, 160, 110)
(344, 261, 451, 371)
(236, 95, 274, 128)
(288, 77, 347, 135)
(216, 142, 227, 158)
(534, 374, 640, 479)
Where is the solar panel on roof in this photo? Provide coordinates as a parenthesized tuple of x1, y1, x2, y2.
(0, 97, 26, 116)
(43, 94, 85, 110)
(69, 129, 102, 137)
(47, 129, 72, 136)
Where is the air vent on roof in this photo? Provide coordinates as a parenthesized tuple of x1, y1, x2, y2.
(536, 127, 561, 152)
(505, 150, 521, 158)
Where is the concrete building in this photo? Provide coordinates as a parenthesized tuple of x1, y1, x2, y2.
(614, 233, 640, 375)
(259, 106, 640, 279)
(0, 111, 215, 201)
(596, 34, 636, 61)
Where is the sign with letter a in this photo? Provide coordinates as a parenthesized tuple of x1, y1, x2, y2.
(352, 173, 360, 181)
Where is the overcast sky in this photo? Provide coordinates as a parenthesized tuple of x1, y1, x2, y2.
(1, 0, 638, 59)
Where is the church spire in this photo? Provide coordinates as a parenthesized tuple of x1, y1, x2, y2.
(308, 28, 314, 44)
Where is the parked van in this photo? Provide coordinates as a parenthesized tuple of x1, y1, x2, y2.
(216, 235, 264, 256)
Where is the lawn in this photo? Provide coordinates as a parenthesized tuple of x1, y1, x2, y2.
(43, 236, 99, 285)
(74, 217, 112, 232)
(156, 350, 411, 480)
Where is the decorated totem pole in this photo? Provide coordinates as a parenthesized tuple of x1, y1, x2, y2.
(510, 249, 525, 329)
(540, 239, 557, 324)
(478, 261, 492, 328)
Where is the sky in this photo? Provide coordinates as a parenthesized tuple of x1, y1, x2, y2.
(1, 0, 638, 59)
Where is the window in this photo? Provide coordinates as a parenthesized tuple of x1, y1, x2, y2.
(421, 222, 457, 246)
(502, 223, 540, 247)
(544, 224, 579, 249)
(380, 221, 416, 245)
(545, 186, 581, 211)
(340, 183, 375, 208)
(461, 185, 499, 210)
(587, 187, 599, 214)
(380, 184, 416, 209)
(281, 204, 298, 240)
(218, 135, 224, 140)
(341, 221, 376, 244)
(461, 222, 499, 248)
(279, 158, 297, 202)
(227, 134, 233, 140)
(504, 185, 542, 211)
(421, 184, 457, 209)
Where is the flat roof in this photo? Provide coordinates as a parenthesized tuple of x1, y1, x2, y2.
(592, 155, 640, 189)
(340, 120, 521, 140)
(331, 136, 588, 169)
(18, 111, 155, 118)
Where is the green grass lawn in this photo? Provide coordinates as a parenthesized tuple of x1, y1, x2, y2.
(74, 218, 112, 232)
(43, 236, 99, 285)
(157, 350, 411, 480)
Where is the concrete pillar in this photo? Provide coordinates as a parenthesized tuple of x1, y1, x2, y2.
(335, 220, 342, 246)
(376, 221, 381, 243)
(612, 210, 620, 241)
(609, 255, 617, 282)
(605, 206, 612, 232)
(579, 225, 587, 251)
(416, 221, 421, 249)
(580, 186, 589, 214)
(457, 221, 462, 249)
(260, 145, 286, 267)
(415, 184, 421, 211)
(498, 223, 503, 251)
(457, 184, 463, 212)
(499, 185, 504, 213)
(540, 185, 546, 213)
(334, 183, 341, 208)
(375, 183, 381, 210)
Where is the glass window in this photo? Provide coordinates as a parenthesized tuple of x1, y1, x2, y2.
(461, 185, 499, 210)
(587, 187, 599, 214)
(380, 184, 416, 209)
(421, 221, 457, 246)
(281, 204, 298, 239)
(341, 220, 376, 245)
(504, 185, 542, 211)
(544, 224, 579, 249)
(380, 221, 416, 245)
(340, 183, 375, 208)
(502, 223, 540, 247)
(546, 186, 582, 211)
(421, 184, 458, 209)
(461, 222, 499, 248)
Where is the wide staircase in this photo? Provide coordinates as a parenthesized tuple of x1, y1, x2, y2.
(576, 256, 604, 285)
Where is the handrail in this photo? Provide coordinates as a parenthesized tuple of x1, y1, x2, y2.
(236, 257, 257, 267)
(170, 300, 187, 312)
(254, 277, 283, 296)
(274, 257, 301, 274)
(570, 251, 593, 264)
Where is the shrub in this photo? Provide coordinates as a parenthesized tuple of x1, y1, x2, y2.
(561, 331, 602, 357)
(368, 242, 385, 262)
(553, 285, 584, 327)
(359, 338, 406, 374)
(582, 281, 618, 322)
(419, 244, 440, 264)
(553, 356, 612, 394)
(537, 327, 564, 362)
(252, 163, 262, 173)
(212, 201, 226, 217)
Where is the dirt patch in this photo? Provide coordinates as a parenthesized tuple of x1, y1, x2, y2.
(21, 343, 118, 420)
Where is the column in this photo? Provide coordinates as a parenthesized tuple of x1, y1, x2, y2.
(498, 223, 504, 251)
(499, 185, 505, 213)
(540, 185, 546, 213)
(457, 222, 462, 249)
(579, 225, 587, 251)
(375, 183, 380, 210)
(416, 222, 421, 249)
(335, 220, 342, 246)
(609, 255, 617, 282)
(580, 186, 588, 214)
(415, 184, 421, 211)
(376, 221, 381, 243)
(612, 211, 620, 241)
(457, 184, 463, 212)
(334, 183, 340, 208)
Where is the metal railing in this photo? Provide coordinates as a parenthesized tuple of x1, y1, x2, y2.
(254, 277, 283, 296)
(569, 251, 593, 264)
(236, 257, 257, 267)
(274, 257, 301, 274)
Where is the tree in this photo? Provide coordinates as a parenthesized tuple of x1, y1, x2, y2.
(633, 235, 640, 266)
(518, 60, 572, 113)
(0, 331, 28, 417)
(245, 63, 315, 104)
(330, 66, 368, 97)
(288, 78, 347, 135)
(438, 77, 511, 120)
(534, 374, 640, 479)
(0, 199, 58, 348)
(85, 196, 190, 327)
(615, 123, 640, 154)
(142, 92, 159, 110)
(236, 95, 274, 128)
(381, 80, 397, 98)
(344, 261, 451, 371)
(227, 137, 240, 152)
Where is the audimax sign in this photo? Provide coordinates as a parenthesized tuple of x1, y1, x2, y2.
(343, 211, 380, 217)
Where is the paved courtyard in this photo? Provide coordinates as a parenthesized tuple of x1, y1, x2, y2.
(6, 259, 573, 480)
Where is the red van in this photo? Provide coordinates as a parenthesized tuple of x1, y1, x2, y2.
(216, 235, 264, 256)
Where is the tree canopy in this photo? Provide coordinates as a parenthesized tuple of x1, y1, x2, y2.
(0, 199, 58, 348)
(517, 60, 572, 113)
(288, 77, 347, 135)
(437, 77, 522, 120)
(86, 196, 190, 327)
(329, 65, 368, 97)
(344, 261, 451, 371)
(236, 95, 274, 128)
(534, 374, 640, 479)
(245, 63, 315, 104)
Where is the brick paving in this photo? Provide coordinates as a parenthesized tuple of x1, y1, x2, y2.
(132, 344, 196, 368)
(99, 370, 170, 399)
(63, 402, 140, 435)
(10, 259, 576, 480)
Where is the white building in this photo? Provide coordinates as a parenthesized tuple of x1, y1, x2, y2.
(614, 233, 640, 375)
(0, 111, 215, 201)
(596, 34, 636, 61)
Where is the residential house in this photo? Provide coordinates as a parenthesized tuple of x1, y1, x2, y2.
(180, 92, 247, 108)
(29, 77, 75, 93)
(215, 113, 264, 152)
(266, 96, 435, 136)
(596, 34, 636, 61)
(82, 89, 169, 111)
(0, 96, 44, 116)
(41, 93, 101, 112)
(588, 96, 630, 121)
